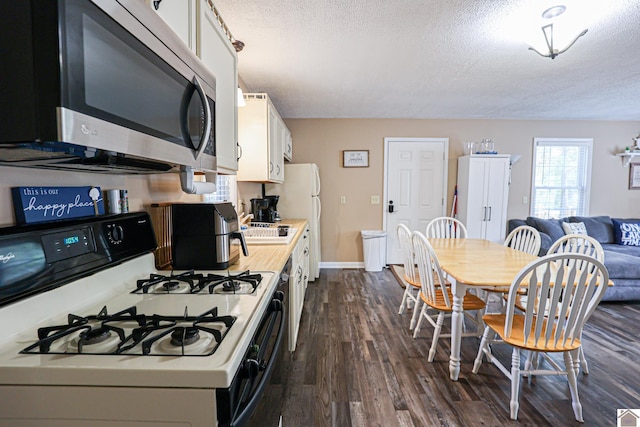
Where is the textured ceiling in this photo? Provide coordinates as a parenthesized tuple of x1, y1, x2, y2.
(214, 0, 640, 120)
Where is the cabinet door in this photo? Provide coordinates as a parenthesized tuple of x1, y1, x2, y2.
(484, 158, 510, 241)
(276, 117, 286, 181)
(197, 1, 238, 173)
(237, 96, 269, 181)
(267, 105, 284, 182)
(149, 0, 196, 51)
(464, 158, 490, 239)
(302, 227, 310, 288)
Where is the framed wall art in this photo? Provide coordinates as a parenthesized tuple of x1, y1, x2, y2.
(630, 163, 640, 189)
(343, 150, 369, 168)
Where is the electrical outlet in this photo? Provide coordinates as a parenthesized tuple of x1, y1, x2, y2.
(371, 195, 380, 205)
(340, 196, 346, 204)
(522, 196, 528, 204)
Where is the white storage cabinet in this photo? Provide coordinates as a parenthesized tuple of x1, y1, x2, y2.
(456, 155, 511, 242)
(237, 94, 287, 183)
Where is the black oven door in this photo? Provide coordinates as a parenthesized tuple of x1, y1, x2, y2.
(217, 288, 287, 427)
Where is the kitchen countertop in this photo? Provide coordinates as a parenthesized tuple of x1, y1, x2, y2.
(231, 219, 308, 272)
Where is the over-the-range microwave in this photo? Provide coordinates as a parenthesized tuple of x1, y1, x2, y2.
(0, 0, 216, 174)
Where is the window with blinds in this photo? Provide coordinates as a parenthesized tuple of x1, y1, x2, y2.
(203, 175, 238, 207)
(531, 138, 593, 219)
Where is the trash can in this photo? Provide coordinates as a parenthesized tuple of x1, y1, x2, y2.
(361, 230, 387, 272)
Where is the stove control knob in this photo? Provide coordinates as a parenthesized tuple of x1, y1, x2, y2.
(108, 225, 124, 244)
(274, 290, 284, 302)
(243, 358, 260, 379)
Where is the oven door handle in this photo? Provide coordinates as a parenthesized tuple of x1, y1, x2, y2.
(230, 297, 286, 427)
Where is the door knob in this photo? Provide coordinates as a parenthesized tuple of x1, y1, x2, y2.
(388, 200, 395, 213)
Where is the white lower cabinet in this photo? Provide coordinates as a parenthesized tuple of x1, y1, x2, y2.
(289, 226, 310, 351)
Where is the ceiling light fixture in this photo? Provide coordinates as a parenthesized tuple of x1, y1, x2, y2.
(528, 5, 588, 60)
(541, 5, 566, 19)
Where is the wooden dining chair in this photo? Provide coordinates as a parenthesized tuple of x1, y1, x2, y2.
(530, 233, 605, 375)
(411, 231, 485, 360)
(425, 216, 467, 239)
(472, 253, 609, 422)
(504, 225, 542, 256)
(482, 225, 542, 312)
(548, 233, 604, 261)
(396, 224, 422, 330)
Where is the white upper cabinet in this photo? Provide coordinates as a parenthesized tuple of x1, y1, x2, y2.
(237, 93, 288, 183)
(150, 0, 239, 174)
(149, 0, 197, 51)
(196, 1, 238, 174)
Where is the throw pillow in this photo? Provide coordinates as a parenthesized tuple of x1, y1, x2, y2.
(526, 217, 565, 242)
(568, 216, 615, 244)
(562, 221, 587, 235)
(612, 219, 640, 246)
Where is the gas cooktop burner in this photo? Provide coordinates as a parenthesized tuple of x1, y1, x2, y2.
(132, 270, 263, 295)
(20, 306, 236, 356)
(204, 271, 262, 295)
(134, 271, 199, 294)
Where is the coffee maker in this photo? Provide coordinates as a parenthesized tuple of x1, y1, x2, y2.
(265, 195, 281, 222)
(250, 198, 270, 223)
(250, 195, 280, 223)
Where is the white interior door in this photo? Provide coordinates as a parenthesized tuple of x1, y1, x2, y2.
(384, 138, 449, 265)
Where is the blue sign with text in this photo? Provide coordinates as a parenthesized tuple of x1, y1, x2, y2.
(11, 186, 105, 224)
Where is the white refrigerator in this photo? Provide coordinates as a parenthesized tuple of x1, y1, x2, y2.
(266, 163, 321, 280)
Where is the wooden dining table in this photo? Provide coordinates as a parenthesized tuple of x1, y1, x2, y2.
(428, 238, 539, 381)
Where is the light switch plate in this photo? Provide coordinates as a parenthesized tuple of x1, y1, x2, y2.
(371, 195, 380, 204)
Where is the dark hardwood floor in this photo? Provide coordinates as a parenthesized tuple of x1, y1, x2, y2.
(278, 268, 640, 427)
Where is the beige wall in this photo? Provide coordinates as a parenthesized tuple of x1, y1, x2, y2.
(282, 118, 640, 264)
(2, 118, 639, 266)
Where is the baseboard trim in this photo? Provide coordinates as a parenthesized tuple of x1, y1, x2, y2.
(319, 262, 364, 269)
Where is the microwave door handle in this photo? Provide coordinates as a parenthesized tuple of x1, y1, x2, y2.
(192, 76, 212, 160)
(190, 76, 212, 161)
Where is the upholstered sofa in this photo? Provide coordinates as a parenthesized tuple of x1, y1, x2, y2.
(508, 216, 640, 302)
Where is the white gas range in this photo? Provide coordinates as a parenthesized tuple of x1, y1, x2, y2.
(0, 213, 285, 426)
